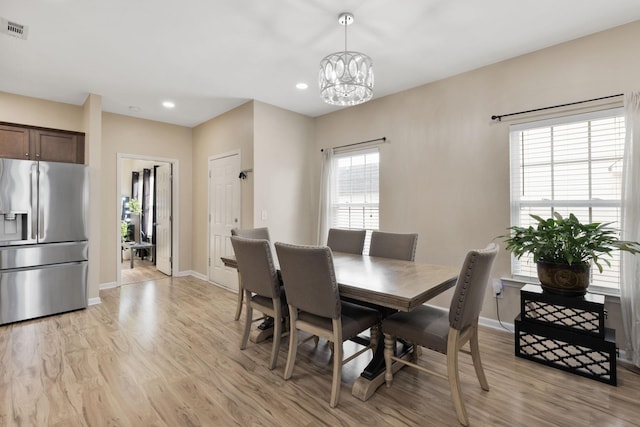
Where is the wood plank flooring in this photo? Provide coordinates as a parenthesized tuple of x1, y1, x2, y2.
(1, 276, 639, 426)
(121, 259, 168, 285)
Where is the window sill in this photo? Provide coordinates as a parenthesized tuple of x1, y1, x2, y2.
(500, 277, 621, 302)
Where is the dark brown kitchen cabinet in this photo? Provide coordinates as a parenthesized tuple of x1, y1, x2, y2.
(30, 129, 85, 164)
(0, 123, 85, 164)
(0, 124, 30, 160)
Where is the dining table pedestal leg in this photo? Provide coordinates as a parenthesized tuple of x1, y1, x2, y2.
(250, 326, 274, 343)
(351, 341, 415, 401)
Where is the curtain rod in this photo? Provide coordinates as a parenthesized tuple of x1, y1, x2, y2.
(491, 93, 623, 122)
(320, 137, 387, 152)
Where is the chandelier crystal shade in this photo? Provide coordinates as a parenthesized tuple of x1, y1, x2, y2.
(319, 13, 374, 106)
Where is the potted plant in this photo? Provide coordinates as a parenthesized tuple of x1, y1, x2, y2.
(120, 220, 129, 242)
(128, 198, 142, 215)
(502, 213, 640, 296)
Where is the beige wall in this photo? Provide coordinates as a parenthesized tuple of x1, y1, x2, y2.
(314, 20, 640, 331)
(253, 101, 315, 245)
(0, 91, 84, 132)
(191, 102, 254, 277)
(82, 94, 102, 300)
(101, 113, 193, 284)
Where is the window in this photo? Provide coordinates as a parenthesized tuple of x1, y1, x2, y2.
(509, 108, 626, 292)
(330, 148, 379, 254)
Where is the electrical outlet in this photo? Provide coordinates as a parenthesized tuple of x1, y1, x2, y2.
(492, 279, 504, 299)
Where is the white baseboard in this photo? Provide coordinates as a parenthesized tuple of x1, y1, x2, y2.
(100, 281, 119, 290)
(479, 316, 514, 333)
(180, 270, 207, 281)
(88, 297, 101, 306)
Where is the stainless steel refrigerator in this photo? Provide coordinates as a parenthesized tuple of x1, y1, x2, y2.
(0, 158, 88, 325)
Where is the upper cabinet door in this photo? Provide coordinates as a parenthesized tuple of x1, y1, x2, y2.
(0, 124, 30, 160)
(31, 129, 85, 164)
(0, 123, 85, 164)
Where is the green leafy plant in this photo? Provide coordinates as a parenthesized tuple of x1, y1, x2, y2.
(129, 198, 142, 214)
(502, 212, 640, 273)
(120, 220, 129, 240)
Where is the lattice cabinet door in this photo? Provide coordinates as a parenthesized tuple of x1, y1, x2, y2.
(515, 285, 617, 386)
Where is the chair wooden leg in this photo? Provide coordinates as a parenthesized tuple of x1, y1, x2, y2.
(383, 333, 395, 387)
(234, 272, 244, 321)
(469, 326, 489, 391)
(330, 318, 343, 408)
(268, 302, 282, 370)
(447, 330, 469, 426)
(284, 306, 298, 380)
(240, 292, 252, 350)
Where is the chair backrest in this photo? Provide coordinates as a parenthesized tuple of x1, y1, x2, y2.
(230, 236, 280, 298)
(326, 228, 366, 255)
(448, 243, 499, 331)
(231, 227, 271, 241)
(369, 231, 418, 261)
(274, 242, 341, 320)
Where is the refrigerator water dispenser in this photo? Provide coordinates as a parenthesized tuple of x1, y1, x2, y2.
(0, 212, 28, 242)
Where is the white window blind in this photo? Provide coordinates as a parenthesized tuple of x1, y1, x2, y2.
(331, 147, 379, 254)
(509, 108, 626, 291)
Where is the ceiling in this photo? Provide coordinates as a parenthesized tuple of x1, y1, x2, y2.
(2, 1, 640, 128)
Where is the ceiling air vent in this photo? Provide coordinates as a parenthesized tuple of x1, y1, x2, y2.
(1, 17, 29, 40)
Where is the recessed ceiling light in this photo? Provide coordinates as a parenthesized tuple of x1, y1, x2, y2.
(296, 83, 308, 90)
(162, 101, 175, 109)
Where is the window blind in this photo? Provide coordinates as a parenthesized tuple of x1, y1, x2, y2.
(509, 108, 626, 290)
(331, 148, 379, 254)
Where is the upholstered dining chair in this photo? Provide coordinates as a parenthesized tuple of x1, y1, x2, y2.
(274, 242, 380, 408)
(369, 231, 418, 261)
(230, 236, 285, 370)
(230, 227, 271, 320)
(381, 243, 499, 426)
(326, 228, 367, 255)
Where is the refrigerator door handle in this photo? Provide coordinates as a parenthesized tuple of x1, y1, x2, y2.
(39, 206, 44, 240)
(31, 163, 38, 240)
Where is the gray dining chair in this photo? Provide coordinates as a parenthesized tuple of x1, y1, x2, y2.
(381, 243, 499, 426)
(230, 236, 285, 370)
(369, 231, 418, 261)
(326, 228, 367, 255)
(230, 227, 271, 320)
(274, 242, 380, 408)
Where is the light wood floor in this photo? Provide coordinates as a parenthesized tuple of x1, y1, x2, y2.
(1, 276, 639, 426)
(121, 258, 168, 285)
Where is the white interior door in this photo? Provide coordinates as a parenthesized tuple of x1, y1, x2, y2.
(155, 163, 172, 275)
(209, 154, 241, 289)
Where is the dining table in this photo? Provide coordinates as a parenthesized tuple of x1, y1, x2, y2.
(220, 251, 459, 401)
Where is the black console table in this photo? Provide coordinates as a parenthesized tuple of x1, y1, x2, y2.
(515, 284, 617, 386)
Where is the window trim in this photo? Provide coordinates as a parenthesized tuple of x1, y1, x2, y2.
(330, 146, 380, 254)
(508, 107, 625, 293)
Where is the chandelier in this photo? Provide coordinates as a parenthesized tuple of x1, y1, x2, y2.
(319, 13, 374, 106)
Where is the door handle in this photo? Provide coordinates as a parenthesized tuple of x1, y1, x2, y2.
(30, 164, 38, 240)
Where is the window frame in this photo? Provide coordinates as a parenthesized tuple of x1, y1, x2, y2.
(508, 107, 626, 294)
(329, 146, 380, 254)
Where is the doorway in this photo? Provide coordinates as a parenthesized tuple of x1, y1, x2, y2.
(117, 154, 176, 285)
(208, 151, 241, 290)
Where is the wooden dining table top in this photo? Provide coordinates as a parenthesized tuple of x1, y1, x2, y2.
(221, 251, 459, 312)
